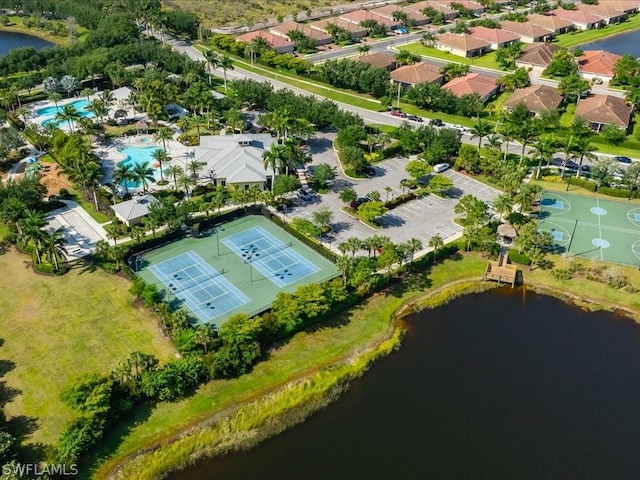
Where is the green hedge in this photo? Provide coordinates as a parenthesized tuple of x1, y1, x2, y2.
(508, 250, 531, 265)
(385, 192, 416, 210)
(598, 186, 637, 199)
(269, 214, 338, 263)
(567, 177, 596, 192)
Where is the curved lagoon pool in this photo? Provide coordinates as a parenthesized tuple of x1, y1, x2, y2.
(36, 99, 92, 117)
(117, 146, 162, 189)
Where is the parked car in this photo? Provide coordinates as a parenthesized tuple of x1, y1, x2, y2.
(565, 160, 579, 170)
(581, 164, 591, 172)
(406, 114, 424, 122)
(485, 200, 494, 211)
(614, 156, 632, 164)
(594, 78, 603, 85)
(297, 188, 312, 201)
(430, 118, 444, 127)
(433, 163, 450, 173)
(350, 197, 370, 209)
(390, 109, 406, 118)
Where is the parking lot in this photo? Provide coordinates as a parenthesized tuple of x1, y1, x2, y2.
(285, 131, 502, 250)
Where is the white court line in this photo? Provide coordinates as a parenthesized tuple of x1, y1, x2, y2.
(597, 198, 603, 261)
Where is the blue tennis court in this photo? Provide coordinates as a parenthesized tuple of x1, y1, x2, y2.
(149, 251, 250, 322)
(222, 226, 320, 287)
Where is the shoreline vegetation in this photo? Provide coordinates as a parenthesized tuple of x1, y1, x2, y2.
(0, 19, 66, 46)
(96, 250, 640, 480)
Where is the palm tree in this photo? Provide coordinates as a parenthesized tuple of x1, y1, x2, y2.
(55, 105, 81, 133)
(531, 136, 556, 179)
(176, 171, 196, 198)
(218, 55, 234, 93)
(357, 44, 371, 55)
(384, 186, 393, 203)
(41, 227, 67, 271)
(151, 149, 170, 183)
(493, 193, 513, 220)
(66, 158, 103, 210)
(99, 89, 115, 110)
(340, 237, 363, 258)
(339, 187, 357, 207)
(470, 117, 493, 152)
(154, 126, 173, 151)
(131, 162, 155, 193)
(262, 145, 284, 190)
(513, 183, 541, 212)
(514, 120, 538, 165)
(164, 164, 183, 191)
(80, 87, 94, 102)
(113, 163, 134, 195)
(203, 49, 221, 85)
(561, 135, 579, 178)
(485, 133, 502, 152)
(405, 237, 423, 264)
(335, 255, 354, 285)
(429, 234, 444, 262)
(187, 160, 203, 181)
(248, 184, 262, 204)
(87, 99, 109, 123)
(48, 92, 63, 108)
(76, 117, 100, 140)
(574, 137, 597, 179)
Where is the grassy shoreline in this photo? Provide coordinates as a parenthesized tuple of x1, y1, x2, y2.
(0, 22, 66, 46)
(554, 14, 640, 48)
(95, 248, 640, 479)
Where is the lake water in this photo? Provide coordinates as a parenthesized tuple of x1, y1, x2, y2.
(169, 289, 640, 480)
(581, 28, 640, 56)
(0, 31, 53, 56)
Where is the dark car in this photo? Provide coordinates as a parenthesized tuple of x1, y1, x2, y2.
(362, 165, 377, 177)
(581, 164, 591, 172)
(296, 188, 312, 201)
(350, 197, 370, 209)
(565, 160, 579, 170)
(406, 114, 424, 122)
(430, 118, 444, 127)
(390, 109, 406, 118)
(614, 156, 632, 164)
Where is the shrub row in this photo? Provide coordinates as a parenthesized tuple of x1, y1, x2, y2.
(385, 193, 416, 210)
(508, 250, 531, 266)
(269, 214, 338, 263)
(598, 186, 637, 199)
(567, 176, 596, 192)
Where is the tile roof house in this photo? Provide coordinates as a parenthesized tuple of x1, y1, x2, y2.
(370, 4, 431, 25)
(503, 85, 563, 115)
(390, 62, 444, 86)
(354, 52, 397, 70)
(192, 134, 277, 189)
(468, 26, 519, 50)
(549, 8, 605, 30)
(310, 17, 368, 39)
(575, 3, 627, 24)
(339, 9, 400, 30)
(575, 94, 633, 131)
(431, 0, 485, 14)
(443, 72, 499, 103)
(596, 0, 639, 14)
(236, 30, 295, 54)
(435, 32, 491, 57)
(578, 50, 622, 80)
(515, 42, 562, 69)
(411, 1, 459, 19)
(527, 13, 575, 34)
(111, 195, 157, 227)
(500, 20, 553, 43)
(270, 21, 332, 45)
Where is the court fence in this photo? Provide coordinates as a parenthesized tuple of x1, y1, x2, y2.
(267, 212, 338, 263)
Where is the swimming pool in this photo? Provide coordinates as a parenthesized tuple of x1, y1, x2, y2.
(117, 146, 162, 189)
(36, 99, 93, 118)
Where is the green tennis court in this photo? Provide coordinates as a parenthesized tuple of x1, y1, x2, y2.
(538, 191, 640, 266)
(134, 215, 340, 326)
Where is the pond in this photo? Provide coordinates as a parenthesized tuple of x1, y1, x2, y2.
(580, 28, 640, 56)
(0, 30, 53, 56)
(169, 288, 640, 480)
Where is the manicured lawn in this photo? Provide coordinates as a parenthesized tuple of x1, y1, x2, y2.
(0, 248, 175, 451)
(398, 43, 504, 71)
(67, 191, 112, 224)
(554, 14, 640, 48)
(93, 252, 488, 478)
(532, 178, 640, 204)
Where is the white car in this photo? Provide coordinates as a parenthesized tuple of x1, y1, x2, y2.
(433, 163, 450, 173)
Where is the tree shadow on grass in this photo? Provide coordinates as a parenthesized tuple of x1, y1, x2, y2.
(0, 359, 16, 377)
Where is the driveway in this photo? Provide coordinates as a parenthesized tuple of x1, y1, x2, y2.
(286, 131, 503, 249)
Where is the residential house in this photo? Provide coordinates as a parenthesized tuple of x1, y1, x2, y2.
(431, 0, 485, 14)
(390, 62, 444, 87)
(339, 9, 399, 30)
(578, 49, 622, 81)
(549, 9, 605, 30)
(500, 20, 553, 43)
(270, 21, 332, 46)
(527, 13, 575, 34)
(411, 0, 459, 20)
(111, 195, 157, 227)
(515, 42, 562, 70)
(575, 3, 627, 24)
(310, 17, 368, 39)
(468, 26, 519, 50)
(443, 72, 500, 103)
(370, 4, 431, 26)
(435, 32, 491, 57)
(596, 0, 639, 14)
(192, 134, 278, 190)
(236, 30, 295, 54)
(575, 94, 633, 131)
(503, 85, 563, 116)
(354, 52, 397, 70)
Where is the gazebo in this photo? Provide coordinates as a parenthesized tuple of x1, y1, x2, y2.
(497, 223, 517, 245)
(135, 119, 149, 134)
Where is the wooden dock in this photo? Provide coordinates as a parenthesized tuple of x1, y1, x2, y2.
(485, 254, 518, 287)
